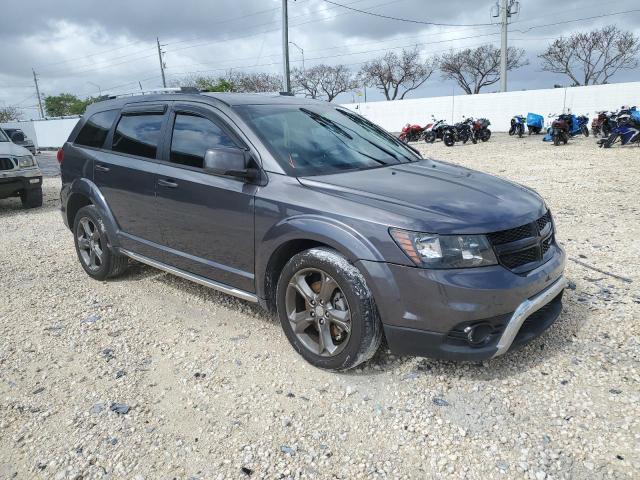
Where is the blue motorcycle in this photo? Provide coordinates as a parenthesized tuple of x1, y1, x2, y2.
(509, 115, 526, 137)
(526, 113, 544, 135)
(599, 107, 640, 148)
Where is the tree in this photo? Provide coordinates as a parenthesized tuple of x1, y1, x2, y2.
(228, 71, 282, 93)
(539, 25, 640, 85)
(0, 106, 20, 122)
(292, 64, 357, 101)
(44, 93, 96, 117)
(359, 48, 436, 100)
(439, 44, 528, 94)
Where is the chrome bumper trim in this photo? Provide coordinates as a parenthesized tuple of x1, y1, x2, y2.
(120, 249, 258, 303)
(493, 275, 568, 357)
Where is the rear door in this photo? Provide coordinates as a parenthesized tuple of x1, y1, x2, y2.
(154, 103, 257, 292)
(94, 104, 168, 254)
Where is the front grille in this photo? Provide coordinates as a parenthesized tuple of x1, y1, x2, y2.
(488, 211, 555, 272)
(0, 157, 14, 171)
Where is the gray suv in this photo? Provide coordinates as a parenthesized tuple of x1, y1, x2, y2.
(0, 127, 43, 208)
(59, 92, 567, 370)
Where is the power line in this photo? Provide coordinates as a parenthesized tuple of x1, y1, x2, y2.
(510, 9, 640, 33)
(322, 0, 494, 27)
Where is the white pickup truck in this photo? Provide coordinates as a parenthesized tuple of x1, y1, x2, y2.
(0, 127, 43, 208)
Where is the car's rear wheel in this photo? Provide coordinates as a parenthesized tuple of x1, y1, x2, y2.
(21, 187, 42, 209)
(276, 248, 382, 371)
(73, 205, 128, 280)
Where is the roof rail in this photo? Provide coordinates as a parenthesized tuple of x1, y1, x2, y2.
(98, 86, 200, 101)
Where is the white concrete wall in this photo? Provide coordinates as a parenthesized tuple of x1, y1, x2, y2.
(1, 117, 80, 149)
(342, 81, 640, 133)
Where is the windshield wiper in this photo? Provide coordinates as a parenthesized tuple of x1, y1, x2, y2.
(301, 109, 353, 140)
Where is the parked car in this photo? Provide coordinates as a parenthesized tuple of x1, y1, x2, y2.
(59, 92, 567, 370)
(3, 127, 37, 154)
(0, 127, 43, 208)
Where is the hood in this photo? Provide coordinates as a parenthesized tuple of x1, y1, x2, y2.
(0, 141, 33, 156)
(298, 159, 547, 234)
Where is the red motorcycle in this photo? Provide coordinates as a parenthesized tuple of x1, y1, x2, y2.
(399, 123, 431, 143)
(591, 111, 613, 137)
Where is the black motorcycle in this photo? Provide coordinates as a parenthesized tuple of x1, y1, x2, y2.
(424, 119, 448, 143)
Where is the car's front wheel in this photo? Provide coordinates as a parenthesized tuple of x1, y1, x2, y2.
(73, 205, 128, 280)
(276, 248, 382, 371)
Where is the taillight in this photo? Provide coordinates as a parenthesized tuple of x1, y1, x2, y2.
(56, 148, 64, 165)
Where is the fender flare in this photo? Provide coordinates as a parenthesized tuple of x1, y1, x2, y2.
(65, 177, 121, 248)
(255, 214, 386, 300)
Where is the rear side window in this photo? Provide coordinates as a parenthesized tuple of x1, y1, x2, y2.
(112, 114, 164, 159)
(75, 110, 118, 148)
(170, 114, 236, 169)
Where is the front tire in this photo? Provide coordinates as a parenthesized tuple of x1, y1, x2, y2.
(276, 248, 382, 371)
(21, 187, 42, 209)
(443, 133, 455, 147)
(424, 132, 436, 143)
(582, 125, 589, 137)
(73, 205, 128, 281)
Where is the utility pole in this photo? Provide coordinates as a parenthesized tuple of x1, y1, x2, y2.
(32, 69, 44, 119)
(157, 37, 167, 88)
(496, 0, 518, 92)
(282, 0, 291, 93)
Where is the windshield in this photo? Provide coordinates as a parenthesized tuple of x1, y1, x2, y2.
(0, 129, 9, 142)
(236, 104, 420, 176)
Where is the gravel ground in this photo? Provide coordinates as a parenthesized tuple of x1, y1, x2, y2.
(1, 134, 638, 479)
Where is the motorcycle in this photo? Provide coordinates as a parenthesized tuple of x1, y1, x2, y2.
(526, 113, 543, 135)
(591, 111, 615, 137)
(543, 113, 589, 144)
(399, 122, 431, 143)
(598, 107, 640, 148)
(424, 118, 448, 143)
(509, 115, 526, 137)
(472, 117, 492, 142)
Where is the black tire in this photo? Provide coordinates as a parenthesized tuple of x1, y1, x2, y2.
(518, 127, 523, 138)
(73, 205, 128, 281)
(602, 134, 618, 148)
(443, 133, 455, 147)
(481, 129, 491, 141)
(581, 125, 589, 137)
(276, 247, 382, 371)
(21, 187, 43, 209)
(553, 135, 560, 146)
(424, 132, 436, 143)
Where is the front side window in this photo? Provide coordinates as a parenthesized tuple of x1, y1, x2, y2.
(112, 113, 164, 159)
(170, 114, 236, 169)
(75, 110, 118, 148)
(236, 104, 419, 176)
(0, 129, 9, 142)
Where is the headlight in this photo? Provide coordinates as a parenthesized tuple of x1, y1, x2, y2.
(390, 228, 498, 269)
(17, 155, 35, 168)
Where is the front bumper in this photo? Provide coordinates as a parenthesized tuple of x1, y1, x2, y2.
(357, 243, 567, 361)
(0, 169, 43, 198)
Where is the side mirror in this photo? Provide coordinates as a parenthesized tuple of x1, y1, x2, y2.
(11, 131, 25, 143)
(204, 147, 258, 181)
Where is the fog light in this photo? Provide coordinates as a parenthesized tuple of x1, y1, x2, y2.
(464, 323, 493, 346)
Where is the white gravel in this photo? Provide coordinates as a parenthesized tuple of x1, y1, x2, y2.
(0, 134, 638, 479)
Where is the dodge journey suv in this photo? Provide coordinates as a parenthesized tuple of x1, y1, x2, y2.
(59, 91, 567, 370)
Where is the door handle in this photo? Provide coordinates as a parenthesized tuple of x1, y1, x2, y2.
(95, 164, 110, 173)
(158, 178, 178, 188)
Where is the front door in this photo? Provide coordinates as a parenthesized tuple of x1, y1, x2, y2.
(154, 104, 257, 293)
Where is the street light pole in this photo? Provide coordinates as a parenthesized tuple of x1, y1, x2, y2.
(289, 41, 304, 71)
(282, 0, 291, 93)
(88, 82, 102, 96)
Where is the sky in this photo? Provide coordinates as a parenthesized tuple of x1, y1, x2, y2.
(1, 0, 639, 119)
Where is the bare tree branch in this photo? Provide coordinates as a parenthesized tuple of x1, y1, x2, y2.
(439, 44, 527, 94)
(292, 64, 356, 101)
(359, 48, 436, 100)
(539, 25, 640, 85)
(0, 106, 21, 122)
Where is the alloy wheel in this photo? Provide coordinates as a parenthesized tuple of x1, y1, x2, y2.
(285, 268, 352, 357)
(77, 217, 104, 271)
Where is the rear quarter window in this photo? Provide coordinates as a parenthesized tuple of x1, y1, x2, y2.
(75, 110, 118, 148)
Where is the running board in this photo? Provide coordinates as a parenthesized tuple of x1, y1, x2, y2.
(120, 249, 258, 303)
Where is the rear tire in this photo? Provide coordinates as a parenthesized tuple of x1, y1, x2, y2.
(21, 187, 42, 209)
(73, 205, 128, 281)
(276, 248, 382, 371)
(582, 125, 589, 137)
(553, 135, 560, 146)
(481, 129, 491, 141)
(443, 134, 455, 147)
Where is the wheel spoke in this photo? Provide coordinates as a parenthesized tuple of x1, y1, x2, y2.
(290, 274, 315, 303)
(289, 310, 314, 333)
(328, 309, 351, 333)
(318, 321, 337, 355)
(318, 272, 338, 303)
(77, 237, 90, 250)
(80, 218, 92, 239)
(89, 249, 97, 267)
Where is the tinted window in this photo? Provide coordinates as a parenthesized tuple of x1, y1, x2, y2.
(170, 114, 236, 168)
(75, 110, 118, 148)
(112, 114, 163, 159)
